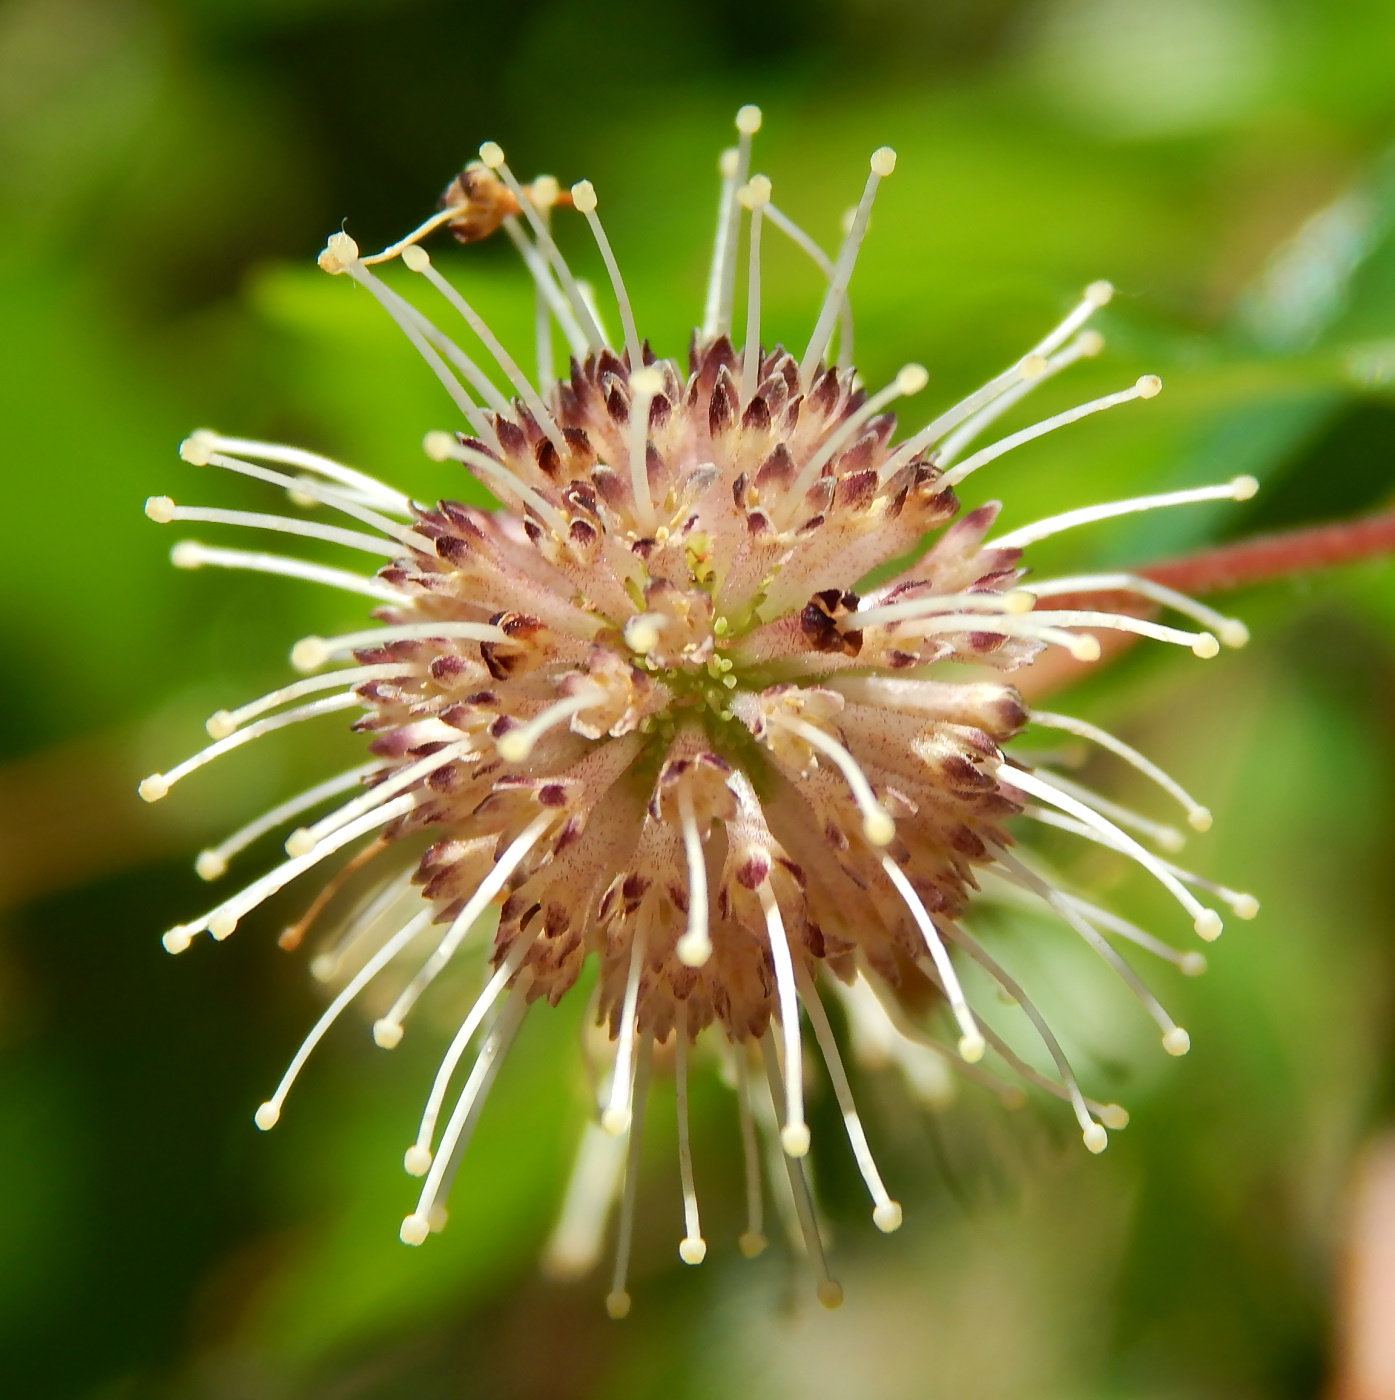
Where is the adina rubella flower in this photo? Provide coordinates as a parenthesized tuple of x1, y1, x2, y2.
(142, 105, 1260, 1315)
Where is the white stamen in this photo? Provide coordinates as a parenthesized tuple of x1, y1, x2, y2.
(1026, 769, 1186, 851)
(254, 909, 431, 1132)
(796, 964, 902, 1231)
(674, 1034, 706, 1264)
(733, 1050, 767, 1257)
(701, 149, 741, 341)
(849, 588, 1036, 630)
(379, 813, 553, 1033)
(179, 431, 411, 515)
(992, 476, 1259, 551)
(909, 606, 1215, 657)
(1002, 766, 1222, 939)
(196, 763, 379, 880)
(880, 856, 985, 1060)
(532, 199, 556, 386)
(162, 795, 416, 953)
(605, 1037, 652, 1319)
(1058, 892, 1207, 976)
(769, 714, 895, 846)
(764, 202, 853, 365)
(780, 361, 928, 523)
(759, 1035, 842, 1308)
(542, 1120, 628, 1280)
(359, 204, 469, 266)
(169, 540, 408, 604)
(940, 377, 1162, 489)
(140, 691, 365, 803)
(1027, 573, 1249, 648)
(400, 245, 568, 456)
(480, 144, 604, 349)
(424, 432, 570, 537)
(496, 685, 604, 763)
(1030, 710, 1213, 829)
(626, 366, 664, 535)
(675, 786, 712, 968)
(865, 608, 1099, 662)
(739, 175, 772, 404)
(570, 180, 643, 372)
(1031, 281, 1113, 359)
(933, 922, 1104, 1151)
(146, 500, 400, 556)
(500, 218, 589, 357)
(401, 978, 532, 1245)
(308, 871, 415, 983)
(211, 663, 423, 733)
(936, 331, 1104, 467)
(403, 932, 538, 1167)
(757, 882, 809, 1157)
(601, 920, 647, 1136)
(290, 621, 505, 672)
(290, 741, 469, 856)
(711, 106, 763, 338)
(800, 146, 895, 387)
(623, 613, 666, 656)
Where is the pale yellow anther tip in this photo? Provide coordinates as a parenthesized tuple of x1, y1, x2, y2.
(1188, 806, 1213, 832)
(817, 1280, 845, 1310)
(873, 1201, 903, 1233)
(738, 1231, 768, 1258)
(254, 1102, 280, 1131)
(1163, 1027, 1191, 1056)
(317, 231, 360, 273)
(179, 434, 214, 466)
(1180, 951, 1207, 977)
(570, 179, 597, 213)
(399, 1213, 431, 1246)
(601, 1107, 631, 1137)
(309, 953, 336, 982)
(209, 911, 238, 941)
(403, 1145, 432, 1177)
(1101, 1103, 1130, 1130)
(676, 934, 712, 968)
(870, 146, 897, 177)
(205, 710, 235, 739)
(719, 147, 740, 179)
(1136, 374, 1162, 399)
(1086, 279, 1114, 306)
(1004, 589, 1036, 614)
(422, 430, 457, 462)
(957, 1032, 986, 1064)
(738, 174, 772, 209)
(171, 541, 204, 569)
(1192, 633, 1220, 659)
(1194, 909, 1224, 942)
(1020, 353, 1049, 380)
(1231, 474, 1259, 500)
(194, 850, 227, 882)
(400, 244, 430, 272)
(138, 774, 168, 803)
(144, 495, 176, 523)
(478, 140, 504, 168)
(605, 1290, 632, 1319)
(284, 828, 317, 858)
(1069, 635, 1102, 662)
(496, 731, 533, 764)
(530, 174, 560, 207)
(679, 1237, 708, 1265)
(735, 103, 763, 134)
(780, 1123, 811, 1157)
(290, 636, 329, 672)
(162, 926, 193, 955)
(372, 1019, 404, 1050)
(628, 366, 665, 397)
(1233, 894, 1260, 920)
(862, 810, 896, 847)
(1219, 620, 1250, 648)
(1077, 329, 1106, 356)
(1083, 1123, 1108, 1154)
(896, 362, 929, 396)
(1157, 827, 1186, 853)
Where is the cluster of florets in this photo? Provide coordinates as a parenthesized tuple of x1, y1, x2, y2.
(142, 106, 1259, 1313)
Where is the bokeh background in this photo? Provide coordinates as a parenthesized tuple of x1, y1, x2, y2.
(2, 0, 1395, 1395)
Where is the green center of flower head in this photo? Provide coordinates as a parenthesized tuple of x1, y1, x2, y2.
(142, 104, 1260, 1315)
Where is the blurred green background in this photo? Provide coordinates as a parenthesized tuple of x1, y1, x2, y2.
(2, 0, 1394, 1395)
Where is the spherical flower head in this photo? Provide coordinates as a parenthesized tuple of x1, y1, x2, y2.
(143, 107, 1260, 1312)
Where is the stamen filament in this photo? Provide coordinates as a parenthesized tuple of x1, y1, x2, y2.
(424, 433, 570, 536)
(360, 203, 467, 265)
(739, 176, 771, 404)
(713, 105, 763, 338)
(674, 1033, 707, 1264)
(169, 540, 408, 604)
(939, 376, 1162, 489)
(992, 476, 1260, 551)
(675, 786, 712, 968)
(211, 663, 423, 734)
(1031, 280, 1114, 358)
(1025, 769, 1185, 851)
(770, 714, 895, 846)
(601, 919, 648, 1135)
(764, 202, 853, 365)
(500, 219, 589, 357)
(569, 181, 643, 371)
(795, 963, 902, 1231)
(290, 621, 504, 672)
(146, 500, 400, 556)
(849, 589, 1034, 630)
(1026, 572, 1249, 648)
(605, 1037, 653, 1319)
(733, 1050, 767, 1257)
(758, 882, 809, 1157)
(496, 686, 604, 763)
(195, 763, 380, 880)
(253, 909, 431, 1131)
(801, 146, 896, 388)
(541, 1120, 627, 1281)
(1059, 892, 1207, 976)
(701, 148, 741, 341)
(625, 367, 664, 535)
